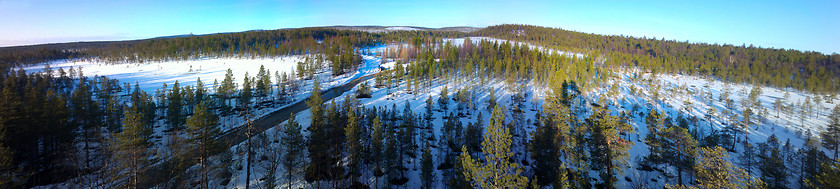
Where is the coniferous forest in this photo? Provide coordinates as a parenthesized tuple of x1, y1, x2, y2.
(0, 25, 839, 188)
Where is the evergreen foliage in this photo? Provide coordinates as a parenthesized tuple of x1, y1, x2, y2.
(460, 105, 528, 189)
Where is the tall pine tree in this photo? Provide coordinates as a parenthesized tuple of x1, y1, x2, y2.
(185, 101, 222, 189)
(421, 141, 435, 189)
(304, 78, 330, 186)
(280, 113, 305, 189)
(821, 105, 840, 161)
(115, 105, 152, 189)
(460, 105, 528, 188)
(693, 146, 759, 189)
(587, 100, 634, 189)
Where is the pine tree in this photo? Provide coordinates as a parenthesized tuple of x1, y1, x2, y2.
(439, 85, 449, 110)
(587, 100, 634, 189)
(0, 121, 16, 188)
(185, 101, 222, 189)
(487, 87, 497, 111)
(304, 78, 330, 185)
(743, 108, 754, 132)
(706, 106, 717, 134)
(460, 105, 528, 188)
(324, 101, 346, 187)
(660, 126, 698, 186)
(425, 96, 434, 121)
(821, 105, 840, 161)
(773, 98, 784, 117)
(344, 106, 362, 184)
(800, 133, 828, 188)
(739, 140, 756, 178)
(815, 162, 840, 188)
(465, 113, 484, 155)
(644, 109, 667, 165)
(280, 72, 289, 97)
(0, 84, 21, 183)
(280, 113, 305, 189)
(530, 112, 562, 187)
(757, 134, 787, 189)
(384, 130, 400, 185)
(370, 115, 385, 188)
(421, 142, 435, 188)
(441, 111, 460, 173)
(71, 78, 101, 171)
(115, 105, 152, 189)
(693, 146, 759, 189)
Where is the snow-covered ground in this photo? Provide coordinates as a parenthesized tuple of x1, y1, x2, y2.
(27, 38, 835, 188)
(385, 26, 423, 31)
(444, 37, 586, 58)
(23, 56, 312, 93)
(223, 67, 835, 188)
(30, 45, 390, 189)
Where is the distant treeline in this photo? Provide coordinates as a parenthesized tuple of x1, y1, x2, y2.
(0, 27, 466, 72)
(472, 24, 840, 93)
(3, 24, 839, 92)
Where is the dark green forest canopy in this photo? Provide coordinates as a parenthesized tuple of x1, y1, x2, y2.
(471, 24, 840, 93)
(0, 27, 466, 70)
(2, 24, 838, 93)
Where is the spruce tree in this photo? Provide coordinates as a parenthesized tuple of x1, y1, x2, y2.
(220, 68, 236, 108)
(240, 72, 252, 108)
(166, 80, 184, 129)
(195, 78, 206, 104)
(256, 65, 268, 97)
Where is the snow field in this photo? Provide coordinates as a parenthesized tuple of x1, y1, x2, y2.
(226, 67, 837, 188)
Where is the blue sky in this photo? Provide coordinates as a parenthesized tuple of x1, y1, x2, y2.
(1, 0, 837, 54)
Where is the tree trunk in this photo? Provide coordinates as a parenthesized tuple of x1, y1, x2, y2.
(246, 137, 251, 189)
(678, 166, 683, 186)
(200, 154, 205, 189)
(288, 158, 293, 189)
(133, 149, 138, 189)
(732, 131, 738, 151)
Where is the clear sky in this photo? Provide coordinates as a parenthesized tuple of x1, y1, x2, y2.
(1, 0, 837, 54)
